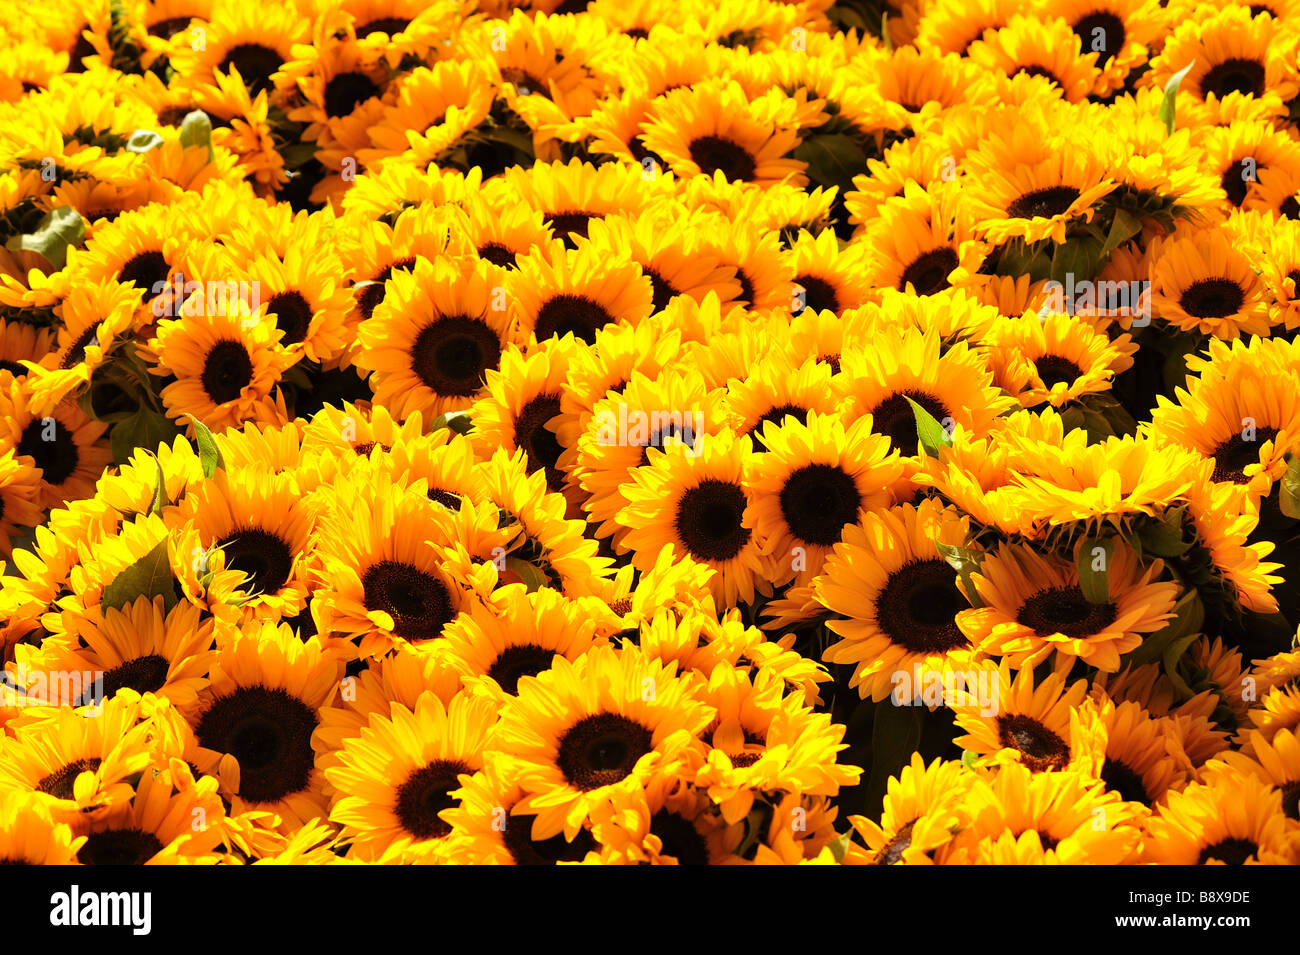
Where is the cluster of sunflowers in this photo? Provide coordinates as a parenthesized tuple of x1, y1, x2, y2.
(3, 0, 1300, 866)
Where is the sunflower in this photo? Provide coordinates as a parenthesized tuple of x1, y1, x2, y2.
(845, 754, 973, 865)
(581, 210, 741, 314)
(956, 541, 1179, 672)
(312, 471, 495, 658)
(866, 181, 986, 296)
(748, 411, 903, 586)
(191, 620, 343, 833)
(1142, 768, 1298, 863)
(0, 381, 111, 511)
(0, 694, 159, 823)
(1073, 696, 1188, 809)
(468, 338, 582, 499)
(963, 115, 1117, 245)
(781, 228, 873, 316)
(968, 14, 1105, 103)
(724, 352, 842, 444)
(1149, 4, 1299, 123)
(439, 771, 603, 865)
(952, 662, 1092, 774)
(0, 449, 43, 555)
(815, 499, 977, 704)
(1048, 0, 1162, 95)
(1183, 475, 1284, 615)
(147, 303, 291, 435)
(168, 0, 310, 103)
(180, 467, 318, 623)
(617, 430, 773, 608)
(325, 691, 499, 862)
(1210, 727, 1300, 822)
(0, 319, 54, 387)
(0, 794, 83, 864)
(440, 587, 602, 702)
(988, 311, 1137, 409)
(586, 769, 728, 865)
(914, 0, 1014, 55)
(944, 760, 1143, 864)
(694, 665, 860, 824)
(508, 238, 654, 346)
(487, 643, 712, 841)
(13, 595, 215, 713)
(639, 78, 805, 187)
(1148, 226, 1272, 339)
(73, 765, 228, 865)
(840, 325, 1015, 459)
(357, 256, 517, 423)
(460, 194, 552, 271)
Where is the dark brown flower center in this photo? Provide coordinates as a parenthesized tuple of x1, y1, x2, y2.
(1211, 427, 1279, 483)
(148, 16, 194, 39)
(361, 560, 455, 641)
(1034, 355, 1083, 389)
(195, 685, 319, 802)
(118, 250, 169, 294)
(545, 211, 596, 249)
(18, 417, 79, 485)
(514, 393, 565, 491)
(410, 314, 501, 397)
(874, 819, 916, 865)
(1006, 185, 1081, 220)
(779, 463, 862, 547)
(746, 404, 807, 443)
(503, 815, 597, 864)
(1200, 58, 1266, 100)
(794, 275, 839, 315)
(1072, 12, 1125, 69)
(650, 809, 709, 865)
(60, 323, 100, 369)
(1197, 837, 1260, 865)
(1016, 585, 1118, 637)
(218, 527, 294, 596)
(324, 71, 380, 119)
(356, 257, 416, 320)
(688, 135, 757, 182)
(1221, 158, 1262, 207)
(36, 757, 102, 800)
(393, 759, 471, 840)
(674, 479, 751, 562)
(868, 390, 950, 457)
(77, 829, 165, 866)
(1101, 757, 1150, 804)
(487, 644, 556, 695)
(478, 243, 517, 268)
(875, 557, 970, 653)
(556, 713, 653, 791)
(219, 43, 284, 95)
(1179, 278, 1245, 319)
(200, 339, 254, 404)
(356, 16, 410, 38)
(533, 294, 614, 344)
(265, 290, 313, 346)
(900, 247, 958, 295)
(996, 714, 1070, 772)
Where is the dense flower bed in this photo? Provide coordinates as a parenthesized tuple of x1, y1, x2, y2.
(1, 0, 1300, 865)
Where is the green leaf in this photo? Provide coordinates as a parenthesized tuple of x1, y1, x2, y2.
(178, 110, 214, 162)
(935, 541, 985, 607)
(430, 410, 473, 435)
(150, 456, 166, 516)
(864, 701, 923, 819)
(790, 133, 869, 192)
(826, 830, 853, 864)
(1100, 207, 1143, 260)
(505, 557, 548, 592)
(880, 12, 893, 52)
(191, 417, 225, 478)
(1158, 62, 1196, 135)
(1077, 537, 1115, 604)
(125, 129, 164, 154)
(1280, 456, 1300, 519)
(111, 407, 182, 465)
(904, 395, 952, 458)
(1135, 505, 1192, 558)
(1163, 630, 1203, 699)
(1124, 589, 1203, 668)
(101, 539, 178, 613)
(4, 207, 85, 270)
(960, 748, 980, 771)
